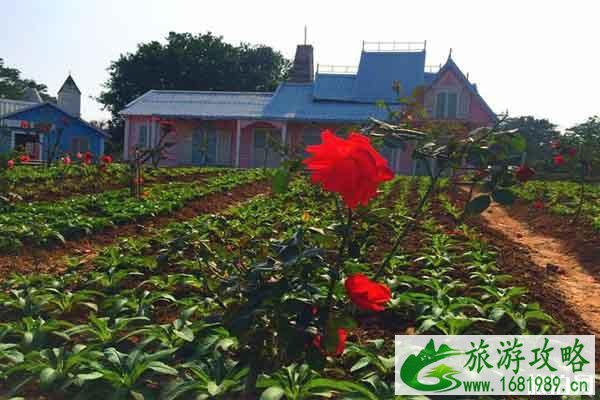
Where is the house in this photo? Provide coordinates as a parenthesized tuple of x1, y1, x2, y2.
(0, 75, 109, 161)
(120, 41, 495, 173)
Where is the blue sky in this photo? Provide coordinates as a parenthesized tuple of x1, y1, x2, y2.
(1, 0, 599, 128)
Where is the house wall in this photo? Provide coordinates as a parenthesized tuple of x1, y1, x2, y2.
(124, 116, 412, 174)
(2, 104, 104, 160)
(424, 68, 493, 126)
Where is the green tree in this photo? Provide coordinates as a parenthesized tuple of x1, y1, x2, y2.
(500, 116, 560, 168)
(0, 58, 55, 102)
(98, 32, 290, 146)
(564, 116, 600, 177)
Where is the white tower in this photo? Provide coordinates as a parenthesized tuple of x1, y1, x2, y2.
(58, 75, 81, 117)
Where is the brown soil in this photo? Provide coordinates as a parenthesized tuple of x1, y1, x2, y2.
(470, 201, 600, 368)
(503, 200, 600, 276)
(0, 180, 271, 278)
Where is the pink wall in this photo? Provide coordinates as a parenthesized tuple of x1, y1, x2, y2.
(124, 117, 413, 173)
(424, 68, 494, 127)
(468, 94, 494, 126)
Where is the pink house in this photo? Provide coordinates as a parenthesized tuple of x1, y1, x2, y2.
(120, 41, 495, 174)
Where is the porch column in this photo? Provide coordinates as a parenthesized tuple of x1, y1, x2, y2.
(123, 118, 130, 160)
(235, 120, 241, 168)
(281, 122, 287, 162)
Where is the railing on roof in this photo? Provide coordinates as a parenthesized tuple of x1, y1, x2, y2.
(425, 64, 441, 74)
(316, 64, 358, 74)
(362, 41, 426, 52)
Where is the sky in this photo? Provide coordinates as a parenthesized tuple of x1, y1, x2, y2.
(1, 0, 599, 128)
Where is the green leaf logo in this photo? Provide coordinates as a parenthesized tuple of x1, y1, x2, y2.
(400, 339, 462, 392)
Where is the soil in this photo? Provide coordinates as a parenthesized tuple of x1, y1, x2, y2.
(465, 198, 600, 369)
(0, 180, 271, 278)
(503, 201, 600, 276)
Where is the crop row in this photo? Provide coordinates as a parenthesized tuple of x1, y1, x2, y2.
(512, 180, 600, 229)
(0, 176, 558, 399)
(0, 169, 264, 252)
(1, 165, 228, 202)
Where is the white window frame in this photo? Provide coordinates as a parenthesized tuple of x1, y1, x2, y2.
(138, 125, 148, 148)
(434, 90, 459, 119)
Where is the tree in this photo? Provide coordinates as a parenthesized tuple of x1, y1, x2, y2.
(500, 116, 560, 167)
(98, 32, 290, 146)
(564, 116, 600, 177)
(0, 58, 55, 102)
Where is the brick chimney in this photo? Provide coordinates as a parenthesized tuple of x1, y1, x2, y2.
(288, 45, 314, 83)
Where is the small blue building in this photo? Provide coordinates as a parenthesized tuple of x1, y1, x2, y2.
(0, 75, 110, 161)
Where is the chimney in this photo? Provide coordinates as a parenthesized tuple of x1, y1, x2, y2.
(288, 45, 314, 83)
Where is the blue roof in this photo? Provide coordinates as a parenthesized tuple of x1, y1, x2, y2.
(353, 51, 425, 102)
(313, 74, 356, 101)
(0, 102, 110, 138)
(120, 90, 273, 119)
(424, 72, 437, 85)
(312, 51, 425, 103)
(118, 48, 480, 124)
(263, 83, 391, 123)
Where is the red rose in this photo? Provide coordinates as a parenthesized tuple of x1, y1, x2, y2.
(303, 131, 394, 209)
(76, 152, 83, 160)
(313, 328, 347, 356)
(533, 200, 545, 210)
(83, 151, 93, 165)
(344, 273, 391, 312)
(7, 159, 14, 169)
(553, 154, 565, 166)
(515, 165, 535, 182)
(62, 155, 71, 165)
(18, 155, 30, 163)
(101, 155, 112, 164)
(567, 147, 577, 157)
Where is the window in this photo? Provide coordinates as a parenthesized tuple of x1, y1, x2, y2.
(71, 137, 90, 153)
(138, 126, 148, 148)
(434, 91, 458, 119)
(303, 127, 322, 147)
(253, 128, 281, 168)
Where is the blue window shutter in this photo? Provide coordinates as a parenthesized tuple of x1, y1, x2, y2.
(447, 93, 457, 119)
(435, 92, 446, 118)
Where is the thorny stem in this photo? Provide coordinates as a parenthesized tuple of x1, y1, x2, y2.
(374, 168, 442, 280)
(324, 203, 353, 324)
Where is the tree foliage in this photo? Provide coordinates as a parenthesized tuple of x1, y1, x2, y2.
(499, 116, 559, 167)
(98, 32, 290, 120)
(0, 58, 55, 102)
(564, 116, 600, 176)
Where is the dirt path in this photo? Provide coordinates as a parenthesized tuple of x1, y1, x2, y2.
(0, 180, 271, 278)
(478, 202, 600, 359)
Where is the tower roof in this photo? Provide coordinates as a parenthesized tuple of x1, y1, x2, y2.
(58, 75, 81, 94)
(22, 87, 43, 103)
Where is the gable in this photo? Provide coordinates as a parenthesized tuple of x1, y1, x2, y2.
(424, 61, 495, 124)
(0, 103, 109, 139)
